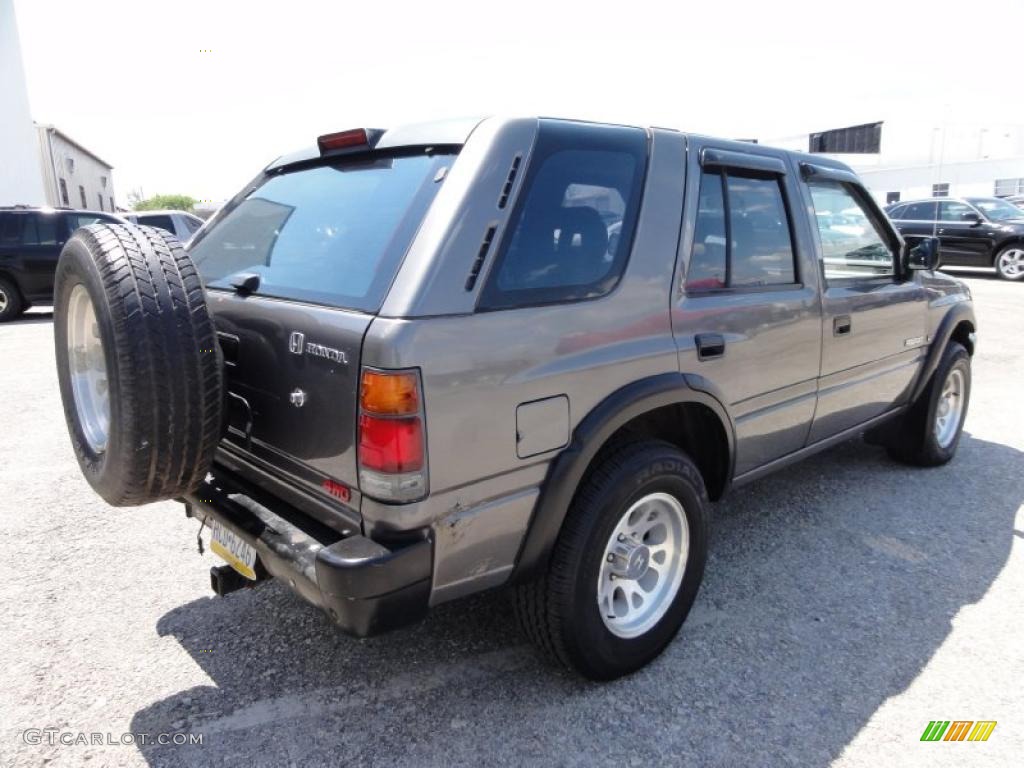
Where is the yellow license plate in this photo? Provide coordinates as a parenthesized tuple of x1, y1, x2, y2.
(209, 519, 257, 580)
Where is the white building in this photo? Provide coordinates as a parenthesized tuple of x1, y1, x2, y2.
(0, 0, 117, 211)
(0, 0, 45, 206)
(36, 125, 117, 212)
(764, 118, 1024, 205)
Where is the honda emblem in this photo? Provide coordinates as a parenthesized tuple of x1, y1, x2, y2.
(289, 331, 305, 355)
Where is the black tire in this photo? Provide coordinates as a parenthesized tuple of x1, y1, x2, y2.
(0, 275, 24, 321)
(514, 441, 709, 680)
(993, 243, 1024, 281)
(885, 342, 971, 466)
(53, 223, 223, 506)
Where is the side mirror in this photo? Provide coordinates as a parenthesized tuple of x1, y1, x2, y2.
(905, 236, 939, 271)
(960, 212, 982, 225)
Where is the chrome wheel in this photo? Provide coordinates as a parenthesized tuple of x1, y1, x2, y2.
(66, 284, 110, 453)
(997, 248, 1024, 279)
(597, 492, 689, 639)
(934, 367, 965, 449)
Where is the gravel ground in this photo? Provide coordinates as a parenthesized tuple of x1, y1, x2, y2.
(1, 271, 1021, 767)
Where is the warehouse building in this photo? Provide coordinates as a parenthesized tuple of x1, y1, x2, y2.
(764, 118, 1024, 205)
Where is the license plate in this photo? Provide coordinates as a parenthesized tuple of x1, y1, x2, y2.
(209, 519, 257, 580)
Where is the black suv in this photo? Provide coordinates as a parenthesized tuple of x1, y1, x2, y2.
(886, 196, 1024, 280)
(0, 207, 123, 320)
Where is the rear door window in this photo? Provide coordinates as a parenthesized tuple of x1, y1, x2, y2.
(478, 121, 647, 310)
(190, 150, 453, 313)
(686, 168, 796, 291)
(21, 214, 58, 246)
(0, 214, 22, 246)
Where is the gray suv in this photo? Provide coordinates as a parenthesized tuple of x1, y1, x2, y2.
(53, 117, 975, 679)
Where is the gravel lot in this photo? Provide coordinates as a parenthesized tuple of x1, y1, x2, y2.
(1, 271, 1021, 767)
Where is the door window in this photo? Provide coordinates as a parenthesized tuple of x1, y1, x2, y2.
(685, 169, 796, 291)
(0, 215, 22, 245)
(938, 201, 975, 221)
(21, 214, 59, 246)
(901, 201, 937, 221)
(808, 181, 895, 279)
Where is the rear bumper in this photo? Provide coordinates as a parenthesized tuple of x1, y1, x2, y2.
(183, 466, 432, 637)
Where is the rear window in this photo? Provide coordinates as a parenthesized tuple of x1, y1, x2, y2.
(190, 150, 453, 312)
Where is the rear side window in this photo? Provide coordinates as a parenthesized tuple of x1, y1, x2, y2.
(137, 215, 176, 234)
(0, 214, 22, 245)
(190, 150, 452, 312)
(887, 204, 907, 219)
(478, 121, 647, 310)
(901, 201, 937, 221)
(685, 169, 796, 291)
(21, 214, 58, 246)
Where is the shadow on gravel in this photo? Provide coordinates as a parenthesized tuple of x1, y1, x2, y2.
(131, 432, 1021, 766)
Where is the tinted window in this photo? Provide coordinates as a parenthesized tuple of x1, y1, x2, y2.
(967, 197, 1024, 222)
(808, 181, 894, 279)
(887, 204, 907, 219)
(726, 175, 795, 287)
(938, 201, 975, 222)
(191, 151, 452, 312)
(66, 213, 114, 230)
(902, 201, 937, 221)
(686, 169, 795, 290)
(0, 214, 22, 245)
(685, 172, 726, 290)
(137, 214, 176, 234)
(479, 122, 646, 310)
(21, 214, 59, 246)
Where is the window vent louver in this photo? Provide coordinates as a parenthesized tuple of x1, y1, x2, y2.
(465, 225, 498, 291)
(497, 155, 522, 209)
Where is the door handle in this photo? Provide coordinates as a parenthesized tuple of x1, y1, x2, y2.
(695, 333, 725, 360)
(833, 315, 852, 336)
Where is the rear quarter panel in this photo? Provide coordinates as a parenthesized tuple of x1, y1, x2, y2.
(361, 127, 688, 602)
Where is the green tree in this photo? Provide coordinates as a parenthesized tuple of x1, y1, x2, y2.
(133, 194, 196, 213)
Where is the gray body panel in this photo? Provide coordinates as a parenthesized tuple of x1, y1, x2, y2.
(200, 116, 974, 608)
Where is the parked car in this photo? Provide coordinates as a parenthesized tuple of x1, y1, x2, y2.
(52, 118, 975, 680)
(0, 206, 124, 321)
(887, 196, 1024, 280)
(122, 210, 204, 241)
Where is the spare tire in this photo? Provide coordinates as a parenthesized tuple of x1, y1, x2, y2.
(53, 223, 223, 506)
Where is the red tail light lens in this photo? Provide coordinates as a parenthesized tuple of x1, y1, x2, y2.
(357, 368, 427, 502)
(358, 414, 424, 473)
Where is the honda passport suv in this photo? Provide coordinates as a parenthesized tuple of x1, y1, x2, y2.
(53, 117, 975, 679)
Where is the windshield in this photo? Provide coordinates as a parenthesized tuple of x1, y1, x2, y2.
(966, 197, 1024, 222)
(189, 150, 453, 312)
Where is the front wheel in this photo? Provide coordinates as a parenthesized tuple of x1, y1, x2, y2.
(886, 342, 971, 466)
(514, 441, 709, 680)
(994, 244, 1024, 281)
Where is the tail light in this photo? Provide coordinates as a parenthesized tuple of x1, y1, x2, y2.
(357, 369, 427, 502)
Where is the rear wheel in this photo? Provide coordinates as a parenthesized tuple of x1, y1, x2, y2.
(514, 441, 709, 680)
(54, 223, 223, 506)
(994, 245, 1024, 280)
(0, 276, 24, 322)
(886, 342, 971, 466)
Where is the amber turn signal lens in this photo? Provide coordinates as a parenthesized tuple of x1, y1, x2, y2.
(360, 370, 419, 415)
